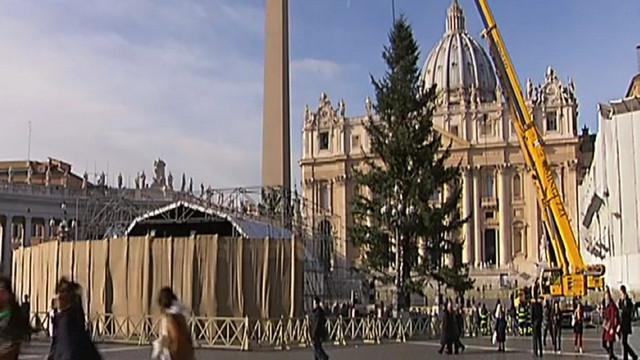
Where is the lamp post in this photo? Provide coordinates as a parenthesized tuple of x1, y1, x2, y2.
(380, 183, 417, 314)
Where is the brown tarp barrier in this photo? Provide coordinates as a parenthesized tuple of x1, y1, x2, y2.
(12, 248, 23, 300)
(12, 235, 302, 319)
(127, 237, 149, 326)
(90, 241, 108, 315)
(58, 242, 74, 281)
(73, 241, 90, 313)
(193, 235, 218, 317)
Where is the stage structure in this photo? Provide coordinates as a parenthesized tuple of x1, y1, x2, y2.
(4, 182, 362, 309)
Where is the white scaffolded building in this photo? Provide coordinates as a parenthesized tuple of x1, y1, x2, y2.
(579, 73, 640, 290)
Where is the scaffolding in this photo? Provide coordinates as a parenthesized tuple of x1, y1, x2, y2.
(20, 184, 360, 311)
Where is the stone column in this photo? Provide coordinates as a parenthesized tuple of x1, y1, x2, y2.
(24, 216, 32, 247)
(461, 167, 472, 264)
(497, 165, 510, 268)
(472, 166, 482, 267)
(1, 215, 13, 275)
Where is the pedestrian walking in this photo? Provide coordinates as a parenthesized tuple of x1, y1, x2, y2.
(494, 303, 507, 352)
(0, 277, 30, 360)
(48, 279, 101, 360)
(531, 295, 544, 357)
(310, 296, 329, 360)
(542, 300, 551, 346)
(619, 285, 637, 360)
(573, 302, 584, 354)
(152, 287, 194, 360)
(19, 295, 31, 342)
(551, 302, 562, 353)
(453, 304, 465, 354)
(602, 288, 619, 360)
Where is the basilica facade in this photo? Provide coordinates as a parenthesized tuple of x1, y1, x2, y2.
(299, 1, 593, 281)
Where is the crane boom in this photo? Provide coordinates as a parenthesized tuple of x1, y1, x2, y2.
(472, 0, 604, 297)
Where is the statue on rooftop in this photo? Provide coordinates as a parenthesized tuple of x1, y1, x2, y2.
(45, 166, 51, 186)
(27, 165, 33, 185)
(117, 172, 123, 189)
(189, 177, 193, 194)
(7, 166, 13, 183)
(82, 172, 88, 189)
(365, 96, 373, 116)
(526, 78, 534, 99)
(153, 158, 166, 188)
(140, 171, 146, 189)
(181, 173, 186, 192)
(167, 172, 174, 190)
(338, 99, 346, 117)
(134, 173, 140, 189)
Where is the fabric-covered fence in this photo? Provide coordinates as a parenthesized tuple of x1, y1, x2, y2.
(11, 235, 304, 319)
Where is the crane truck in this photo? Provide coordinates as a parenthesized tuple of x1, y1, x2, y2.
(472, 0, 606, 303)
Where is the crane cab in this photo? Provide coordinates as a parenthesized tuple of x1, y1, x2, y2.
(540, 268, 587, 297)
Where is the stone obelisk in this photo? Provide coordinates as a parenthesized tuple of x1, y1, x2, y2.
(261, 0, 291, 193)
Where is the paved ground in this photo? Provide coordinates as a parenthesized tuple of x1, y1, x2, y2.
(17, 328, 640, 359)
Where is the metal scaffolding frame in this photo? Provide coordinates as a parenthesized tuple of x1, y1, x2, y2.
(20, 184, 361, 310)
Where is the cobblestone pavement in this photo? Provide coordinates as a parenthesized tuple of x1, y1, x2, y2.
(17, 328, 640, 359)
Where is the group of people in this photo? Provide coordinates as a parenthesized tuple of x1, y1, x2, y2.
(0, 276, 196, 360)
(600, 285, 637, 360)
(438, 302, 470, 354)
(528, 284, 637, 360)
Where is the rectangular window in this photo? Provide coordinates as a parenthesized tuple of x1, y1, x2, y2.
(319, 131, 329, 150)
(351, 134, 360, 150)
(450, 125, 459, 137)
(485, 211, 495, 220)
(319, 182, 331, 210)
(545, 111, 558, 132)
(479, 114, 492, 136)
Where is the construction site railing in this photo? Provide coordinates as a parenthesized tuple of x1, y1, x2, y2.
(28, 311, 522, 351)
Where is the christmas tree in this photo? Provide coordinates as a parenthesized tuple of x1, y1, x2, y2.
(349, 15, 473, 309)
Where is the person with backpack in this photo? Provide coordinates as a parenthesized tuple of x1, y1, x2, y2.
(152, 287, 194, 360)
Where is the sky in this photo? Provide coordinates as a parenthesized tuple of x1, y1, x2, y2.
(0, 0, 637, 190)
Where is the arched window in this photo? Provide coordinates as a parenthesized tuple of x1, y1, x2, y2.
(317, 220, 334, 272)
(512, 173, 522, 200)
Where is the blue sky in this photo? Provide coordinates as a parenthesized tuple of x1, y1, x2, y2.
(0, 0, 637, 189)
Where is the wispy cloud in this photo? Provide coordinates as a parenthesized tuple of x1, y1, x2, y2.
(0, 0, 265, 188)
(292, 58, 343, 79)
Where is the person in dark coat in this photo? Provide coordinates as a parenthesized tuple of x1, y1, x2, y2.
(542, 300, 551, 346)
(602, 288, 619, 360)
(0, 277, 30, 360)
(531, 295, 544, 357)
(310, 296, 329, 360)
(573, 302, 584, 354)
(495, 303, 507, 352)
(619, 285, 637, 360)
(49, 279, 101, 360)
(19, 295, 31, 342)
(551, 302, 563, 353)
(453, 304, 465, 354)
(438, 302, 456, 354)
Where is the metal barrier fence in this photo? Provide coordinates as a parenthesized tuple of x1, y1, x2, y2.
(29, 311, 522, 351)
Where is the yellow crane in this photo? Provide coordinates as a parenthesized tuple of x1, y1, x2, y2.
(472, 0, 605, 298)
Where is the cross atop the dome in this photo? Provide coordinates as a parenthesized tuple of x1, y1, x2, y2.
(446, 0, 466, 34)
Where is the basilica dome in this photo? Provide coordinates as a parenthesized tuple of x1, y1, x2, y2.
(421, 0, 497, 103)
